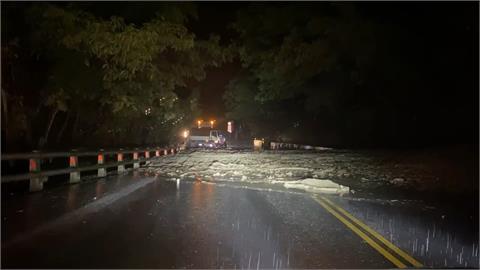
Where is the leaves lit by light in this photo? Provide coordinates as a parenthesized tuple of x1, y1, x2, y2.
(145, 107, 152, 115)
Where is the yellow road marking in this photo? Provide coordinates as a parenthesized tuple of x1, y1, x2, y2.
(313, 197, 407, 268)
(321, 197, 424, 268)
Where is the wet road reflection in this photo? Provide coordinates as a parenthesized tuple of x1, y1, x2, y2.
(328, 195, 479, 268)
(1, 172, 478, 269)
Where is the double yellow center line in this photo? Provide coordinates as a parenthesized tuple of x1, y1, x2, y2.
(313, 196, 424, 268)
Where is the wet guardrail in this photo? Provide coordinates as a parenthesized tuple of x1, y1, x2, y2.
(1, 146, 180, 192)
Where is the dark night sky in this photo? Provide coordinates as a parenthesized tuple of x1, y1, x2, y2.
(186, 3, 243, 119)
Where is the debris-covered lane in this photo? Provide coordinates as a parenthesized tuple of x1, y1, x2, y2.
(142, 148, 477, 199)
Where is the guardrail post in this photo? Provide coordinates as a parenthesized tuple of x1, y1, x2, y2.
(69, 151, 80, 183)
(144, 151, 151, 165)
(163, 149, 168, 155)
(133, 150, 139, 169)
(117, 150, 125, 173)
(98, 150, 106, 177)
(29, 151, 47, 192)
(270, 142, 276, 150)
(155, 149, 160, 157)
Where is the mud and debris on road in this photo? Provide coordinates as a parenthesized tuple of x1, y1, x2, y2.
(142, 147, 477, 202)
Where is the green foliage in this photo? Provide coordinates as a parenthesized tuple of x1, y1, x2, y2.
(232, 4, 375, 103)
(224, 4, 379, 142)
(3, 3, 230, 149)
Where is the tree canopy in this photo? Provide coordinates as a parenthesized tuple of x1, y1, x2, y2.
(224, 3, 477, 147)
(2, 3, 231, 150)
(2, 2, 477, 150)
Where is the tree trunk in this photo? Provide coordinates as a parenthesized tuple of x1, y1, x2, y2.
(56, 110, 71, 144)
(38, 108, 58, 149)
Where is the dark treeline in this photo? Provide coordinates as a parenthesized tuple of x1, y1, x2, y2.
(223, 2, 478, 148)
(1, 2, 478, 151)
(1, 2, 231, 151)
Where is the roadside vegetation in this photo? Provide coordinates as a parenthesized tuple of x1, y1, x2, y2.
(2, 3, 476, 150)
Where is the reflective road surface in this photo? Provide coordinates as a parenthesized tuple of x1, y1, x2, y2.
(2, 171, 478, 268)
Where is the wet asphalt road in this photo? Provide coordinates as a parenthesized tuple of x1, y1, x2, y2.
(2, 171, 479, 268)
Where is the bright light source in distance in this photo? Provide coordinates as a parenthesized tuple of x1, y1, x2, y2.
(183, 130, 189, 138)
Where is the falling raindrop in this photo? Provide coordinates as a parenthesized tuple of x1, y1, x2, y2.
(287, 250, 290, 267)
(459, 247, 464, 264)
(257, 251, 261, 270)
(426, 229, 430, 253)
(446, 234, 450, 250)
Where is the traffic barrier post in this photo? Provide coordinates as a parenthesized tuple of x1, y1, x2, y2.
(29, 151, 47, 192)
(133, 151, 139, 169)
(98, 150, 106, 177)
(69, 152, 81, 183)
(117, 151, 125, 173)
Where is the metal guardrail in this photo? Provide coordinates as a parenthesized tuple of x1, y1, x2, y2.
(1, 147, 179, 192)
(269, 142, 332, 150)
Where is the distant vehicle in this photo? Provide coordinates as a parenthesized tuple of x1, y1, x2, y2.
(187, 128, 227, 148)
